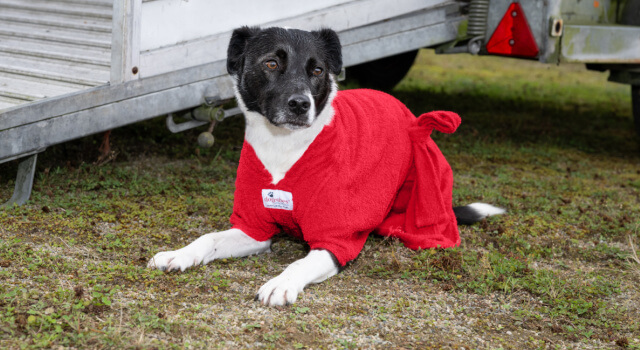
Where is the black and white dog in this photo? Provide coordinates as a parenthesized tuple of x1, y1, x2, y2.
(148, 27, 504, 306)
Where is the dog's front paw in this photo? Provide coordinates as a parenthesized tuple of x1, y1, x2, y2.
(256, 275, 303, 306)
(147, 249, 201, 272)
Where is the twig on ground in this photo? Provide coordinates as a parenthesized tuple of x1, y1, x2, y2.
(57, 236, 71, 249)
(627, 232, 640, 277)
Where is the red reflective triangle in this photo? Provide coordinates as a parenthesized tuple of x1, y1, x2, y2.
(486, 2, 539, 58)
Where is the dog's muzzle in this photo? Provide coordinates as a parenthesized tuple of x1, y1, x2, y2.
(287, 94, 311, 116)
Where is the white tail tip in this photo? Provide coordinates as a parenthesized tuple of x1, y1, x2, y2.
(467, 203, 506, 218)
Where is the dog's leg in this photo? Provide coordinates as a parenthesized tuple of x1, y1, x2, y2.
(147, 229, 271, 272)
(257, 249, 339, 306)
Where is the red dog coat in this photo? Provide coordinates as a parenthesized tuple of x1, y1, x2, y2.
(230, 89, 461, 266)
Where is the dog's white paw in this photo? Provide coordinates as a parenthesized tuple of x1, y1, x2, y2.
(256, 275, 303, 306)
(255, 250, 339, 306)
(147, 229, 272, 273)
(147, 249, 201, 272)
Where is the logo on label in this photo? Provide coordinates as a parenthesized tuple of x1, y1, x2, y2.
(262, 189, 293, 211)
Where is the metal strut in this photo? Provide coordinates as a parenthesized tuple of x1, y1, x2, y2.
(1, 154, 38, 208)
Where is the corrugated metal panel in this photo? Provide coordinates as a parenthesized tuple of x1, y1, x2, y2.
(0, 0, 112, 19)
(0, 38, 110, 66)
(0, 22, 111, 48)
(0, 8, 111, 32)
(0, 0, 112, 111)
(0, 96, 24, 110)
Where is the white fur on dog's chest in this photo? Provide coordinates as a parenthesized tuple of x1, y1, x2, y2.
(239, 84, 337, 184)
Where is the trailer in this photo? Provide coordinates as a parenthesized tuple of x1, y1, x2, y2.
(0, 0, 466, 206)
(1, 0, 639, 207)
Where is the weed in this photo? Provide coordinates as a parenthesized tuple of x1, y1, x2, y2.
(627, 233, 640, 277)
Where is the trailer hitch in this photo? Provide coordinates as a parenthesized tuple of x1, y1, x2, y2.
(165, 96, 242, 147)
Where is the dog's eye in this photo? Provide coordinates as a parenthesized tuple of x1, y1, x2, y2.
(265, 60, 279, 70)
(312, 67, 324, 76)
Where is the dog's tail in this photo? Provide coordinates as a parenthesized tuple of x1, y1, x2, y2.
(453, 203, 506, 225)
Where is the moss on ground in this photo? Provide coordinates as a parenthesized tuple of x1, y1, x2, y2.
(0, 50, 639, 349)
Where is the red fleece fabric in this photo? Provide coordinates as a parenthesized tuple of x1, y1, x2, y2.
(230, 89, 461, 266)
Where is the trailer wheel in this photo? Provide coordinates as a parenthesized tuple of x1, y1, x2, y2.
(345, 50, 419, 91)
(634, 85, 640, 139)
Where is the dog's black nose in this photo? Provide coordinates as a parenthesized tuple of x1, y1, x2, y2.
(287, 94, 311, 115)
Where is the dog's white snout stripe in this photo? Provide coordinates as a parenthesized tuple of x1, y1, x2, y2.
(305, 91, 315, 126)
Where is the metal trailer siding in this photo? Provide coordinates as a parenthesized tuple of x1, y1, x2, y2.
(1, 0, 464, 206)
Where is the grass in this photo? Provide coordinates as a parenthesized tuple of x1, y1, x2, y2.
(1, 50, 639, 349)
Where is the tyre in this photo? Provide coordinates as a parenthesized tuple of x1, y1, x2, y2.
(344, 50, 419, 91)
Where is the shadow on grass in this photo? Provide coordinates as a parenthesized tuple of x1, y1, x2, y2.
(0, 114, 247, 189)
(393, 83, 638, 159)
(1, 73, 638, 195)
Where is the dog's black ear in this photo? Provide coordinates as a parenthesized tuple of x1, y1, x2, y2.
(227, 26, 261, 76)
(313, 28, 342, 75)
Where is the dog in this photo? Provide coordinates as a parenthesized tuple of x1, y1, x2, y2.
(148, 27, 505, 306)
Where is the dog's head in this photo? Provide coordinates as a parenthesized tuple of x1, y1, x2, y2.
(227, 27, 342, 130)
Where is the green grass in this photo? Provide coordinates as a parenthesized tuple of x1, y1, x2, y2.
(1, 50, 639, 349)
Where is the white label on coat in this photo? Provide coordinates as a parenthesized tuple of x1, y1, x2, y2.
(262, 189, 293, 211)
